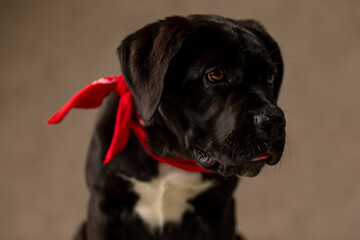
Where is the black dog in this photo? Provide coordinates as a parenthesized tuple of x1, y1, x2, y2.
(75, 14, 285, 240)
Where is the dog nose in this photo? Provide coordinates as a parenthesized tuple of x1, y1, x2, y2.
(254, 108, 286, 135)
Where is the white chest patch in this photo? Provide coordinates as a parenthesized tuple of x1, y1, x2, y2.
(122, 163, 214, 230)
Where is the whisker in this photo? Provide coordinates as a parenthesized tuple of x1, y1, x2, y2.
(267, 47, 279, 57)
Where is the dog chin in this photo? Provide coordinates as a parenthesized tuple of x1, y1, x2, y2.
(210, 161, 266, 178)
(193, 148, 280, 178)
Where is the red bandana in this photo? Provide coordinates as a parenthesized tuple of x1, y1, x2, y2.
(48, 75, 212, 174)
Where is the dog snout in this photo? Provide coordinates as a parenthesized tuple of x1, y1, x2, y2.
(253, 108, 286, 136)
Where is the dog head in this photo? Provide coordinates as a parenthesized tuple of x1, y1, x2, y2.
(117, 15, 286, 177)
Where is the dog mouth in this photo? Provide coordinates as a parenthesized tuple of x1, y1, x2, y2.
(193, 147, 278, 177)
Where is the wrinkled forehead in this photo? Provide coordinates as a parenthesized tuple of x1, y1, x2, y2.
(174, 25, 268, 68)
(174, 23, 264, 67)
(186, 15, 262, 49)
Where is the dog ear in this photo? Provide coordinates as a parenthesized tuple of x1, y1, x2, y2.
(237, 20, 284, 101)
(117, 17, 192, 121)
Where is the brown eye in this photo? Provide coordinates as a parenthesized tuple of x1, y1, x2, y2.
(206, 69, 225, 83)
(267, 73, 275, 86)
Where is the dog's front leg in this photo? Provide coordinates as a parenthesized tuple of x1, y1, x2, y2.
(84, 179, 156, 240)
(86, 195, 109, 240)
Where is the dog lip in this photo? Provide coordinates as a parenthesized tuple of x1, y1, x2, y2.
(193, 148, 218, 168)
(265, 154, 280, 165)
(251, 153, 271, 162)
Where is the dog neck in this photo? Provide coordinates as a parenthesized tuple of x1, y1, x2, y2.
(144, 111, 192, 160)
(110, 109, 217, 231)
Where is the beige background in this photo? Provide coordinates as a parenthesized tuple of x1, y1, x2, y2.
(1, 0, 359, 239)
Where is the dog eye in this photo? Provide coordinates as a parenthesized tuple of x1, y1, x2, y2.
(267, 73, 275, 87)
(206, 69, 225, 83)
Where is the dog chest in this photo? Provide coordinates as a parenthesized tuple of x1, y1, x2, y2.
(125, 163, 214, 230)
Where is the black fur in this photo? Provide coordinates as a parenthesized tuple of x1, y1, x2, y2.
(76, 14, 285, 240)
